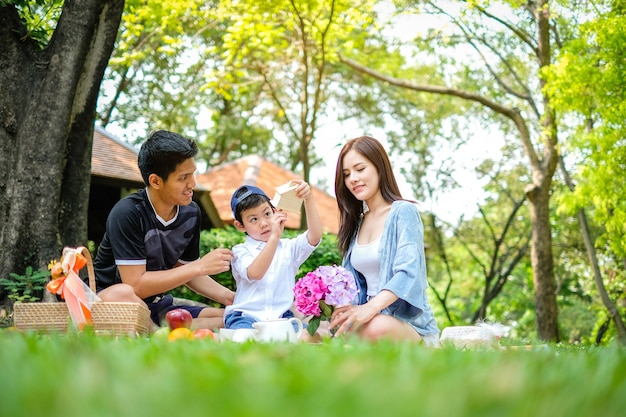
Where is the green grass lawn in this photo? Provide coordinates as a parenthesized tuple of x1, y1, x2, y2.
(1, 329, 624, 417)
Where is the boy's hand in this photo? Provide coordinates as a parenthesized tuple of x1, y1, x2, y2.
(292, 180, 312, 200)
(270, 210, 287, 236)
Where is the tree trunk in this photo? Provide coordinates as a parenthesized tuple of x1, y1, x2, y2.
(526, 181, 560, 341)
(530, 0, 560, 341)
(0, 2, 124, 293)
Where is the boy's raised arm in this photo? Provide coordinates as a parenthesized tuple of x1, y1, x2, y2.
(293, 180, 322, 246)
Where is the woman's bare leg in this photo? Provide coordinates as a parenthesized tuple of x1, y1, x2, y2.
(356, 314, 423, 343)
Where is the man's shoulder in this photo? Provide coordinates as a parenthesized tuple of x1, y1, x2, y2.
(109, 190, 146, 216)
(180, 199, 201, 215)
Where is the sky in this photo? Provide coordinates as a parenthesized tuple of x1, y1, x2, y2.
(305, 118, 504, 225)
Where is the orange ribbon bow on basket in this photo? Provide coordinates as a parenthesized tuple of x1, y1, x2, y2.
(47, 247, 99, 330)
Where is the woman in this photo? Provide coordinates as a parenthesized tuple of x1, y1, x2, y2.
(330, 136, 440, 345)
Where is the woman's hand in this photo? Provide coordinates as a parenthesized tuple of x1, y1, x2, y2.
(330, 291, 398, 337)
(330, 303, 378, 337)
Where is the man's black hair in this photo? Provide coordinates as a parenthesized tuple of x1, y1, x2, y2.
(138, 130, 198, 185)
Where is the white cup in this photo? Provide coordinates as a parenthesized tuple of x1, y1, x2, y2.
(226, 328, 258, 343)
(253, 318, 303, 343)
(218, 328, 235, 342)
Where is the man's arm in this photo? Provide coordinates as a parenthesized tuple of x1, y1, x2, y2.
(117, 248, 233, 299)
(186, 275, 235, 306)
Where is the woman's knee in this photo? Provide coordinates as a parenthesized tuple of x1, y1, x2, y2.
(355, 315, 388, 340)
(359, 315, 421, 342)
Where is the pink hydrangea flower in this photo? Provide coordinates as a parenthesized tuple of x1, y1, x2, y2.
(317, 265, 358, 307)
(293, 265, 358, 336)
(293, 272, 328, 316)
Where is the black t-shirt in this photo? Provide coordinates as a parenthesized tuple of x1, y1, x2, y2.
(93, 188, 201, 302)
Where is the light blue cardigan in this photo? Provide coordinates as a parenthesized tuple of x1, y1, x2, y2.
(342, 200, 440, 337)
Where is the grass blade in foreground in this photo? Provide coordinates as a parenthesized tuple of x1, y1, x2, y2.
(0, 330, 624, 417)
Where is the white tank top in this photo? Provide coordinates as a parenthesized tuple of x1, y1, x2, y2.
(350, 234, 381, 297)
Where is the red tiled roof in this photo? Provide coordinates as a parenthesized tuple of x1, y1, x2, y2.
(196, 155, 339, 234)
(92, 127, 143, 183)
(91, 126, 210, 192)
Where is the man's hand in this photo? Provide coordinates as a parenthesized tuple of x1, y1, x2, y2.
(199, 248, 233, 276)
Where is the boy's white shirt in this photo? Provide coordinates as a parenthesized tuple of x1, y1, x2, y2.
(225, 232, 318, 321)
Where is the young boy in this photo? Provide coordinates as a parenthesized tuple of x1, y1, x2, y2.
(93, 130, 235, 330)
(224, 182, 322, 330)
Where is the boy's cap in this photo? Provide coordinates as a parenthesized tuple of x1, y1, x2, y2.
(231, 185, 270, 217)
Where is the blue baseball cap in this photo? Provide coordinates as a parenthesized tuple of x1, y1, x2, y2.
(230, 185, 270, 218)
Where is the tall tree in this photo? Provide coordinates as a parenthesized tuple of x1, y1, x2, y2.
(338, 0, 572, 341)
(546, 6, 626, 344)
(0, 1, 124, 288)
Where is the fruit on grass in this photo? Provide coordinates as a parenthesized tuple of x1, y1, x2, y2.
(165, 308, 192, 329)
(152, 327, 171, 340)
(193, 328, 215, 339)
(168, 327, 194, 341)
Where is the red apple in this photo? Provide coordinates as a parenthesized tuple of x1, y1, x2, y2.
(165, 308, 193, 330)
(193, 328, 215, 340)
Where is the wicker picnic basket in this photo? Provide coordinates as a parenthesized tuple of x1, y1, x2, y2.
(12, 246, 151, 336)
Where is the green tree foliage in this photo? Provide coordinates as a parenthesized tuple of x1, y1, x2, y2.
(425, 158, 534, 329)
(1, 0, 63, 47)
(98, 0, 274, 164)
(546, 4, 626, 343)
(547, 10, 626, 259)
(209, 0, 383, 187)
(423, 135, 608, 343)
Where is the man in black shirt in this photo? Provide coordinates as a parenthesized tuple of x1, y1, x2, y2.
(94, 130, 234, 329)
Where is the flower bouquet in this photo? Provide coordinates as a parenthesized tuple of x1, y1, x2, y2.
(293, 265, 359, 336)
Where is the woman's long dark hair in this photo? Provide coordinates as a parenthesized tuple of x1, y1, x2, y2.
(334, 136, 403, 255)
